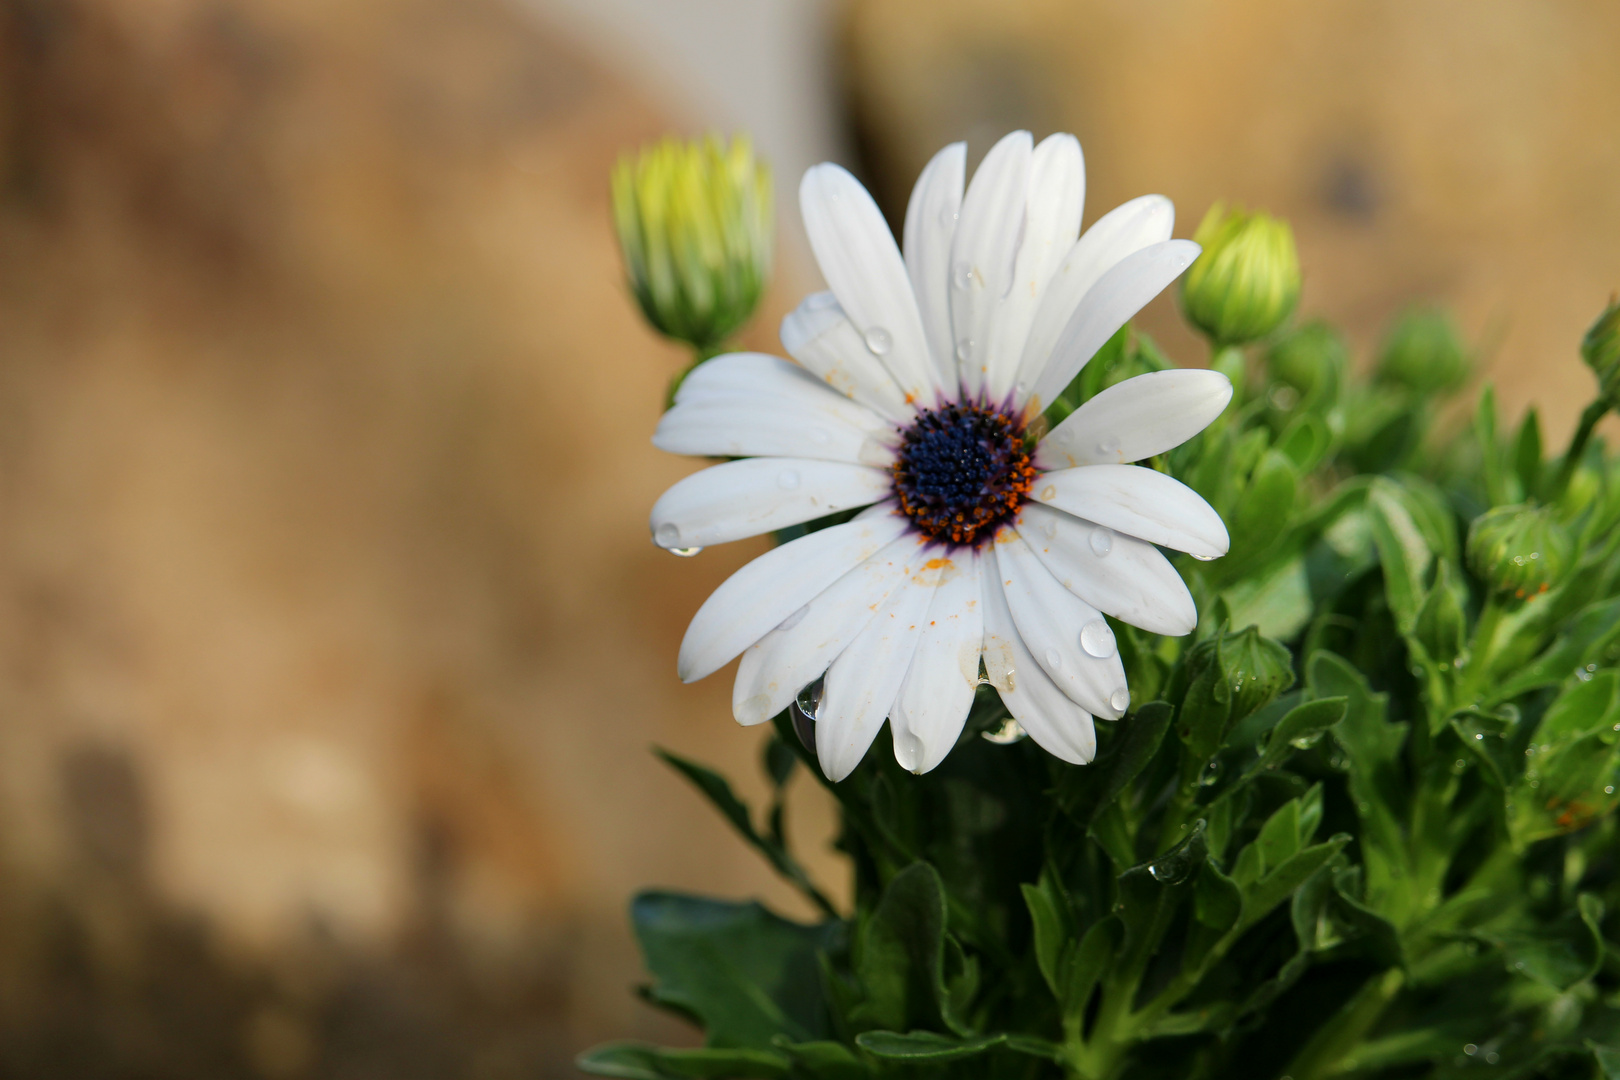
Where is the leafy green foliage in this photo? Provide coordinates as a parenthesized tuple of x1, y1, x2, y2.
(585, 303, 1620, 1080)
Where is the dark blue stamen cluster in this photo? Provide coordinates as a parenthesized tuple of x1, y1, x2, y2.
(892, 403, 1036, 546)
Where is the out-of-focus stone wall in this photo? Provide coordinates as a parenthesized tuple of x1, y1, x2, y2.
(0, 0, 837, 1073)
(842, 0, 1620, 437)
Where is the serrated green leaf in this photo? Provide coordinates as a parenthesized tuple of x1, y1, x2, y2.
(851, 862, 969, 1036)
(632, 893, 840, 1050)
(1242, 835, 1350, 932)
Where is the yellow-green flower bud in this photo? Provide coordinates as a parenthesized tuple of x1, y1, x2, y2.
(1465, 504, 1575, 599)
(611, 134, 773, 353)
(1180, 203, 1301, 346)
(1375, 308, 1469, 394)
(1580, 296, 1620, 402)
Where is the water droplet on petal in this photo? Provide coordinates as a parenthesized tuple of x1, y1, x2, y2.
(893, 730, 925, 771)
(1044, 647, 1063, 670)
(1089, 526, 1114, 557)
(670, 546, 703, 557)
(1080, 619, 1116, 658)
(655, 522, 680, 547)
(864, 327, 892, 355)
(777, 604, 810, 632)
(1192, 552, 1218, 562)
(1110, 687, 1131, 714)
(937, 204, 957, 229)
(809, 426, 831, 445)
(952, 261, 973, 290)
(778, 468, 801, 490)
(1039, 517, 1057, 540)
(790, 678, 824, 757)
(1097, 435, 1121, 457)
(982, 717, 1026, 744)
(955, 338, 974, 362)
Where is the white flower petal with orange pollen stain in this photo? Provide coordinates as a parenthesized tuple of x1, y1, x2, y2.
(651, 130, 1230, 780)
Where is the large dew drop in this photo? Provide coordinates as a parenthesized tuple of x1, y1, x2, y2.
(893, 731, 925, 772)
(1080, 619, 1116, 658)
(777, 468, 801, 490)
(655, 522, 680, 548)
(1044, 647, 1063, 670)
(670, 547, 703, 557)
(776, 604, 810, 632)
(1109, 687, 1130, 714)
(864, 327, 892, 355)
(1089, 526, 1114, 558)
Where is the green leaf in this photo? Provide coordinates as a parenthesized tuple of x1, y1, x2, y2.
(656, 750, 837, 917)
(1258, 798, 1302, 872)
(769, 1038, 867, 1080)
(1366, 478, 1433, 630)
(1327, 868, 1404, 967)
(1230, 450, 1301, 564)
(1486, 894, 1605, 989)
(1255, 697, 1347, 773)
(1276, 410, 1334, 472)
(1412, 560, 1466, 669)
(1584, 1040, 1620, 1080)
(1513, 406, 1543, 499)
(1451, 705, 1520, 788)
(1060, 700, 1174, 826)
(1223, 555, 1314, 641)
(1242, 835, 1350, 932)
(1061, 917, 1122, 1025)
(1021, 877, 1069, 998)
(1309, 651, 1410, 914)
(1476, 385, 1508, 506)
(851, 862, 969, 1036)
(576, 1042, 790, 1079)
(632, 893, 840, 1049)
(854, 1031, 1005, 1062)
(1494, 595, 1620, 701)
(1538, 669, 1620, 743)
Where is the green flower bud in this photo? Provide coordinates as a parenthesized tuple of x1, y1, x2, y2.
(611, 134, 773, 353)
(1265, 320, 1348, 403)
(1181, 203, 1301, 346)
(1219, 625, 1296, 721)
(1465, 503, 1576, 599)
(1375, 307, 1469, 394)
(1580, 296, 1620, 402)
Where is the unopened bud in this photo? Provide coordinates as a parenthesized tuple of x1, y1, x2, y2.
(611, 134, 773, 352)
(1181, 203, 1301, 346)
(1376, 308, 1469, 394)
(1581, 296, 1620, 402)
(1466, 504, 1575, 599)
(1266, 321, 1348, 401)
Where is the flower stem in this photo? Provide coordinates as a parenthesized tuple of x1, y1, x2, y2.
(1281, 968, 1405, 1080)
(1545, 398, 1612, 502)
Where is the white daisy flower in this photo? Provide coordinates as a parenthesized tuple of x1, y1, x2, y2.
(649, 131, 1232, 781)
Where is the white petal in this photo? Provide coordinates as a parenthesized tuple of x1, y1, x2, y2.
(651, 458, 891, 550)
(780, 292, 913, 421)
(995, 530, 1128, 719)
(981, 556, 1098, 764)
(657, 395, 894, 466)
(1015, 195, 1174, 399)
(892, 550, 984, 773)
(676, 352, 890, 428)
(948, 131, 1031, 399)
(1036, 369, 1233, 470)
(817, 562, 940, 781)
(732, 534, 925, 725)
(1023, 239, 1201, 415)
(678, 514, 910, 683)
(1015, 503, 1197, 636)
(1031, 464, 1229, 559)
(982, 133, 1085, 403)
(902, 142, 967, 390)
(800, 165, 939, 404)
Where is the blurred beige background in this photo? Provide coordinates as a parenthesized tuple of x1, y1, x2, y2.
(0, 0, 1615, 1075)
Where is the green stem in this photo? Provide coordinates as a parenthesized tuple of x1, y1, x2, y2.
(1545, 398, 1612, 502)
(1281, 968, 1405, 1080)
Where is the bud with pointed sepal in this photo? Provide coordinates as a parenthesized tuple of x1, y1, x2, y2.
(1581, 296, 1620, 404)
(1465, 503, 1576, 599)
(1181, 203, 1301, 347)
(611, 134, 773, 355)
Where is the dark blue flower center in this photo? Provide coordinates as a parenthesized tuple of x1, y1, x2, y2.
(891, 403, 1036, 546)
